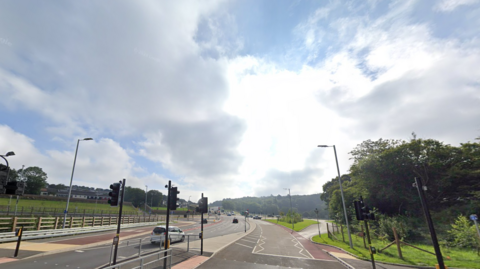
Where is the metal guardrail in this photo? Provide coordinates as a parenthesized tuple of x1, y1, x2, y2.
(102, 248, 173, 269)
(0, 221, 162, 243)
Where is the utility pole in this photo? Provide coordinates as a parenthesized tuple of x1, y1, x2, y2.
(414, 178, 445, 269)
(201, 193, 204, 255)
(112, 179, 126, 266)
(163, 181, 171, 269)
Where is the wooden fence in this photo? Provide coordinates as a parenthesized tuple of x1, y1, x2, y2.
(0, 215, 164, 232)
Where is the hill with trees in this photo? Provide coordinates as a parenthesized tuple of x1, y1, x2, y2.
(210, 193, 329, 219)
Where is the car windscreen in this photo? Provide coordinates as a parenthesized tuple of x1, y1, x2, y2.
(153, 227, 166, 233)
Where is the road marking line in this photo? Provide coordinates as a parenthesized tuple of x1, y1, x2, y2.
(240, 239, 257, 243)
(252, 252, 337, 261)
(235, 243, 254, 248)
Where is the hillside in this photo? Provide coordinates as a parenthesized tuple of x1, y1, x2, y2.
(210, 193, 328, 218)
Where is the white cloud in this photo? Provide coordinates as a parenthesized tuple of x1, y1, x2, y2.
(435, 0, 479, 12)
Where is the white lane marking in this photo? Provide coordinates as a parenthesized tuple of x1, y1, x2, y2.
(240, 239, 257, 243)
(252, 252, 336, 261)
(252, 225, 265, 254)
(235, 242, 254, 248)
(288, 233, 314, 259)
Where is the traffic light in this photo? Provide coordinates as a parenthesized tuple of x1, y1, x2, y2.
(354, 197, 375, 221)
(5, 181, 25, 195)
(108, 182, 121, 207)
(169, 187, 180, 210)
(0, 164, 8, 194)
(201, 197, 208, 213)
(196, 197, 208, 213)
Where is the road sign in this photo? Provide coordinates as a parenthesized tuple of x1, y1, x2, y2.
(470, 214, 478, 221)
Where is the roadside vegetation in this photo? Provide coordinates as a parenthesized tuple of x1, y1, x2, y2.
(312, 223, 479, 269)
(0, 197, 139, 215)
(265, 218, 319, 232)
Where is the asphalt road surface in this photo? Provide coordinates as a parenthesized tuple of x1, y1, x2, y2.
(198, 219, 345, 269)
(0, 214, 245, 269)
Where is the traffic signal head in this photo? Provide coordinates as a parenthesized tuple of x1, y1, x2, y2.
(108, 182, 121, 206)
(354, 199, 375, 221)
(201, 197, 208, 213)
(169, 187, 180, 210)
(5, 181, 25, 196)
(0, 164, 9, 194)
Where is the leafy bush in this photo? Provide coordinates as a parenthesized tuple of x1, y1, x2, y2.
(447, 215, 479, 248)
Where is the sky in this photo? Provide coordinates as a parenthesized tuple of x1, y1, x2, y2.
(1, 0, 479, 204)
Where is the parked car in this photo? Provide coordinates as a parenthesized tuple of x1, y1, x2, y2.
(253, 216, 262, 219)
(150, 226, 185, 244)
(202, 218, 208, 224)
(233, 218, 238, 223)
(227, 214, 231, 216)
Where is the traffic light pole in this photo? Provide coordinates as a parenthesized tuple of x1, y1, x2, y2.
(364, 219, 376, 269)
(164, 180, 171, 269)
(414, 177, 445, 269)
(201, 192, 204, 255)
(112, 178, 126, 266)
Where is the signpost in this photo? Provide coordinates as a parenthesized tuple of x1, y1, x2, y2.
(471, 214, 480, 241)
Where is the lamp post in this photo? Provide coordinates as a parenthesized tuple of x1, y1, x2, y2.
(63, 138, 93, 229)
(314, 208, 321, 238)
(318, 145, 353, 249)
(284, 188, 294, 233)
(188, 195, 191, 220)
(0, 151, 15, 182)
(145, 185, 148, 215)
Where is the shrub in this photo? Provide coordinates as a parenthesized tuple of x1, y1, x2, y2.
(447, 215, 478, 248)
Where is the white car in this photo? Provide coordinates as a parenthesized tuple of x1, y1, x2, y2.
(150, 225, 185, 244)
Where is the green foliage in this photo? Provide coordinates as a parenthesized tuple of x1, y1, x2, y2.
(280, 209, 302, 224)
(447, 215, 479, 248)
(21, 166, 48, 195)
(216, 194, 328, 218)
(376, 214, 411, 241)
(265, 219, 318, 232)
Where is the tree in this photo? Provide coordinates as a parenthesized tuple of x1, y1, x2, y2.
(124, 186, 146, 207)
(18, 166, 48, 195)
(147, 190, 163, 207)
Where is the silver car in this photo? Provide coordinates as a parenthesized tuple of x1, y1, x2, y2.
(150, 225, 185, 244)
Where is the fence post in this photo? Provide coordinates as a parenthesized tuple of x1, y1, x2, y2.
(341, 225, 345, 242)
(92, 217, 96, 227)
(101, 216, 104, 226)
(361, 224, 367, 249)
(82, 216, 86, 227)
(70, 217, 74, 228)
(393, 227, 403, 259)
(109, 217, 112, 226)
(12, 217, 18, 232)
(55, 217, 59, 229)
(326, 223, 330, 239)
(37, 217, 42, 230)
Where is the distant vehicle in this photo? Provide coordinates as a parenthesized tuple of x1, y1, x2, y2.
(150, 226, 185, 244)
(227, 214, 231, 216)
(202, 218, 208, 224)
(232, 218, 238, 223)
(253, 216, 262, 219)
(267, 214, 273, 217)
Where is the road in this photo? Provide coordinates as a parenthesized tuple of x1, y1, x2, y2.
(0, 214, 248, 269)
(198, 219, 345, 269)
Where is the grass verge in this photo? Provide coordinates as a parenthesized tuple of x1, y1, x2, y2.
(265, 219, 318, 232)
(312, 232, 480, 268)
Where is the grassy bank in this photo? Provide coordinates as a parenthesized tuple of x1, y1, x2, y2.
(265, 219, 319, 231)
(0, 198, 138, 214)
(312, 232, 479, 268)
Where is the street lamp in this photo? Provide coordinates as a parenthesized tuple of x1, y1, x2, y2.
(284, 188, 294, 233)
(145, 185, 148, 215)
(0, 151, 15, 182)
(63, 138, 93, 229)
(318, 145, 353, 249)
(314, 208, 321, 238)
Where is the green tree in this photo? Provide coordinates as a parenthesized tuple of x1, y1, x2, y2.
(448, 215, 479, 248)
(124, 186, 146, 207)
(19, 166, 48, 195)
